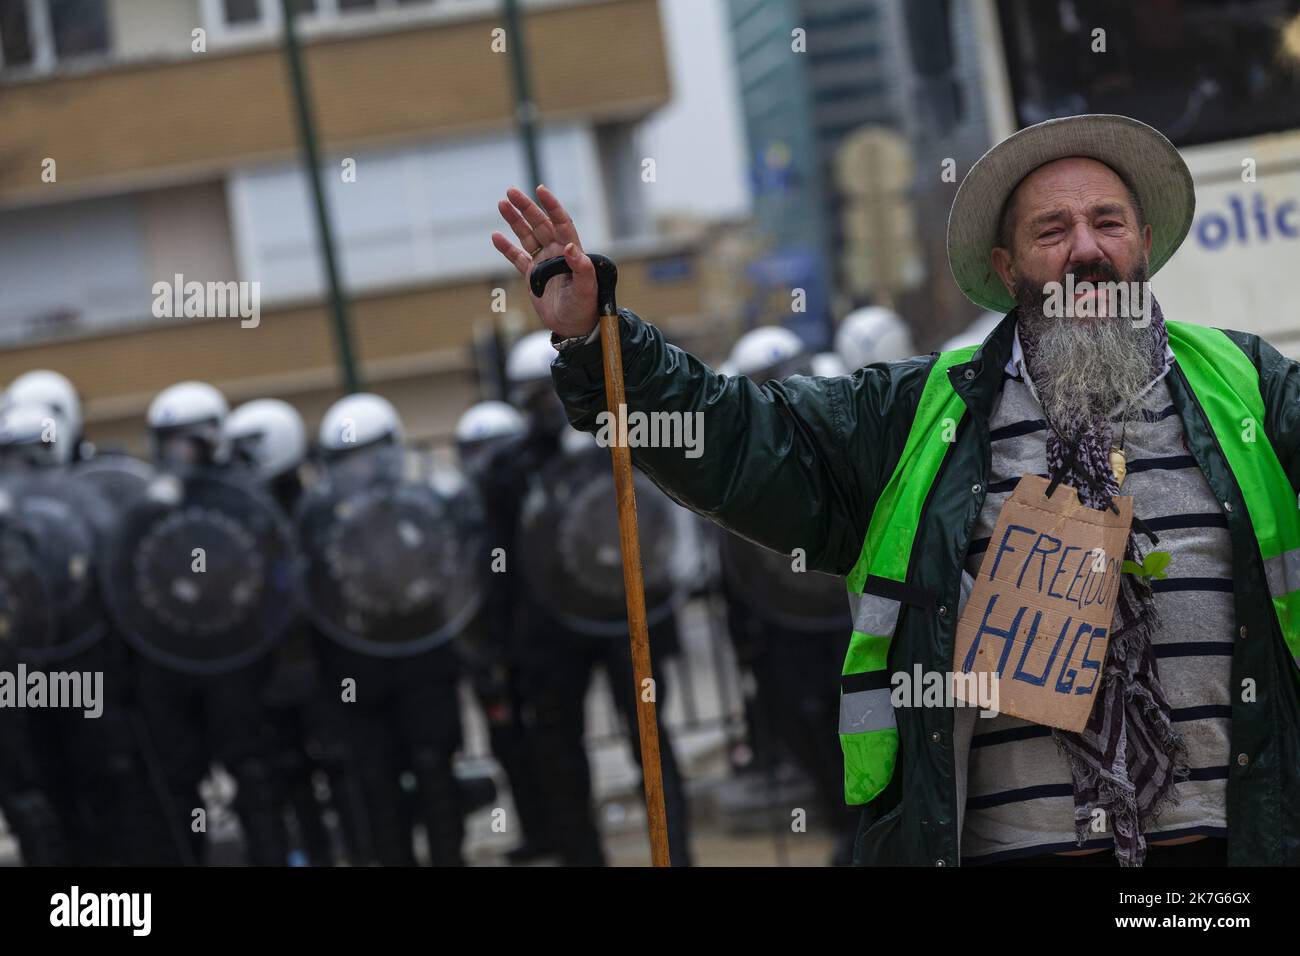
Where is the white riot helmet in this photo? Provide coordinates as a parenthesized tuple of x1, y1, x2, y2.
(455, 400, 528, 477)
(506, 330, 569, 433)
(810, 352, 849, 377)
(0, 401, 72, 469)
(319, 393, 403, 453)
(728, 326, 806, 378)
(225, 399, 307, 481)
(5, 370, 82, 441)
(318, 393, 405, 489)
(146, 381, 230, 468)
(455, 401, 526, 445)
(835, 306, 915, 370)
(506, 330, 557, 385)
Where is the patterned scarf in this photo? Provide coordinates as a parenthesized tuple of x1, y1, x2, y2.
(1017, 297, 1190, 866)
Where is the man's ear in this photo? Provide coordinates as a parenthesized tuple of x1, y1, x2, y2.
(1141, 222, 1153, 258)
(991, 246, 1016, 297)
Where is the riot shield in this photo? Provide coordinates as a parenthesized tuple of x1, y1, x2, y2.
(0, 472, 118, 663)
(719, 530, 851, 633)
(0, 490, 57, 661)
(72, 452, 156, 511)
(516, 440, 701, 637)
(101, 469, 299, 675)
(296, 474, 485, 657)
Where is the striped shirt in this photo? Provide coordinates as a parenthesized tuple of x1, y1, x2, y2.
(959, 339, 1233, 863)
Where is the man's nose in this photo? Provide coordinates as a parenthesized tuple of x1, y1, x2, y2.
(1067, 224, 1106, 269)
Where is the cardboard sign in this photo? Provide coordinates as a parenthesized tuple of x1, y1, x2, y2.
(952, 475, 1133, 732)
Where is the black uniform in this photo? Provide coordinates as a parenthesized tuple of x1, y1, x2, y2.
(483, 421, 692, 866)
(0, 682, 66, 864)
(292, 453, 474, 867)
(1, 461, 175, 866)
(516, 615, 691, 866)
(313, 640, 465, 866)
(462, 436, 555, 859)
(26, 637, 179, 865)
(116, 464, 293, 866)
(255, 469, 354, 867)
(260, 626, 345, 866)
(131, 655, 286, 864)
(0, 481, 68, 865)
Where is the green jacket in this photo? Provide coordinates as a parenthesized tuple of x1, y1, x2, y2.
(551, 307, 1300, 866)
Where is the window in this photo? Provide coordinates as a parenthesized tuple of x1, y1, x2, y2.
(225, 127, 607, 303)
(222, 0, 261, 23)
(997, 0, 1300, 147)
(219, 0, 317, 27)
(0, 0, 110, 72)
(0, 1, 34, 68)
(199, 0, 509, 50)
(49, 0, 109, 58)
(209, 0, 432, 32)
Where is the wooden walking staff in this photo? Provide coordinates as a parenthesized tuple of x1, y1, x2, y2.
(530, 252, 672, 868)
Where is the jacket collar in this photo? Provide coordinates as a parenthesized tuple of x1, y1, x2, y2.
(945, 308, 1019, 421)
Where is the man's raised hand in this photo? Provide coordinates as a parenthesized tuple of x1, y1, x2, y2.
(491, 185, 599, 339)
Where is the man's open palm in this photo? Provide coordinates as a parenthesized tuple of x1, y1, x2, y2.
(491, 185, 599, 339)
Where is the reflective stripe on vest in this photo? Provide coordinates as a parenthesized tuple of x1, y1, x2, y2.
(1166, 321, 1300, 669)
(839, 346, 975, 805)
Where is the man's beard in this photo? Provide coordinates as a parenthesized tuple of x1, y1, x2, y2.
(1014, 260, 1158, 441)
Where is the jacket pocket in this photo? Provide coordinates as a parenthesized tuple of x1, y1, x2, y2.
(853, 800, 904, 866)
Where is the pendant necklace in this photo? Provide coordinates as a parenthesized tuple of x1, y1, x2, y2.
(1110, 416, 1129, 486)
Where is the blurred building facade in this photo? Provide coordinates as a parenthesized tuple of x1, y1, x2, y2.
(726, 0, 1300, 354)
(0, 0, 711, 449)
(725, 0, 996, 350)
(725, 0, 899, 350)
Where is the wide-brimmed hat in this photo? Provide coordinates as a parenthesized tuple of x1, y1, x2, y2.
(947, 114, 1195, 313)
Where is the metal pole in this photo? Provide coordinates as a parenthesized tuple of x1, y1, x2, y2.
(502, 0, 545, 191)
(280, 0, 361, 394)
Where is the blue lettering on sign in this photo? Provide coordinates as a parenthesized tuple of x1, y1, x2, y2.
(962, 592, 1024, 675)
(1194, 192, 1300, 250)
(962, 503, 1126, 696)
(1054, 621, 1095, 695)
(988, 524, 1035, 581)
(1074, 625, 1108, 695)
(1046, 545, 1080, 598)
(1015, 532, 1062, 592)
(1011, 612, 1072, 687)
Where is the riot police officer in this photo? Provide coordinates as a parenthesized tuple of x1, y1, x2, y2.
(455, 399, 556, 863)
(501, 331, 693, 867)
(0, 384, 174, 866)
(303, 393, 469, 866)
(225, 398, 348, 866)
(126, 381, 290, 865)
(0, 402, 69, 865)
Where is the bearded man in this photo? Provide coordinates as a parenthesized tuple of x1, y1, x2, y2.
(490, 114, 1300, 867)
